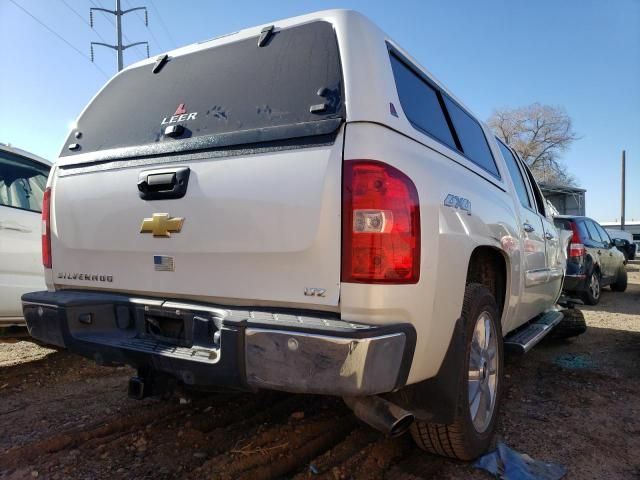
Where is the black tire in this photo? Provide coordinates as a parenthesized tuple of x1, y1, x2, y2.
(611, 265, 628, 292)
(550, 308, 587, 339)
(410, 283, 503, 461)
(581, 270, 601, 305)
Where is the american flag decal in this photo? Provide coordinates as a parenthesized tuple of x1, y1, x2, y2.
(153, 255, 175, 272)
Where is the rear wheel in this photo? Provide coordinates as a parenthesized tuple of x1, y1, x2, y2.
(410, 283, 503, 460)
(582, 270, 601, 305)
(611, 265, 628, 292)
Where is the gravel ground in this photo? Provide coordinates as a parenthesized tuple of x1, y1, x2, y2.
(1, 263, 638, 479)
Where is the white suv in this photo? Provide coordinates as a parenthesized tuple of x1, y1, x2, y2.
(22, 10, 567, 459)
(0, 144, 50, 334)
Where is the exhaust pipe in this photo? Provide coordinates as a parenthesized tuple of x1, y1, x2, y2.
(344, 396, 414, 438)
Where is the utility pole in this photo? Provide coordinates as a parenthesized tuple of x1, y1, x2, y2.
(621, 150, 626, 231)
(90, 0, 149, 72)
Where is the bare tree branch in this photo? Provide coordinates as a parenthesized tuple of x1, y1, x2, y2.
(487, 103, 579, 186)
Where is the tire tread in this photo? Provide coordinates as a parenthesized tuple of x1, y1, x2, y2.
(611, 266, 628, 292)
(410, 283, 502, 461)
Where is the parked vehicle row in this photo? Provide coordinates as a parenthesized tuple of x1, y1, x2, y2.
(554, 215, 627, 305)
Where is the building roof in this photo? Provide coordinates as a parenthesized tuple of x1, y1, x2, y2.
(539, 182, 586, 194)
(554, 214, 589, 220)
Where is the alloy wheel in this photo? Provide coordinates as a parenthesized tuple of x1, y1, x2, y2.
(590, 272, 600, 300)
(468, 311, 499, 433)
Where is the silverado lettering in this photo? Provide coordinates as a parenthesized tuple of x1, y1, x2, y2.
(57, 273, 113, 282)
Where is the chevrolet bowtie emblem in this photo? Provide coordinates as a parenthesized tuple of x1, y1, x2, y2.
(140, 213, 184, 237)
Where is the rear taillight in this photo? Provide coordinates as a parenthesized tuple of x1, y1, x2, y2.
(42, 187, 52, 268)
(568, 221, 585, 258)
(569, 243, 585, 257)
(342, 160, 420, 283)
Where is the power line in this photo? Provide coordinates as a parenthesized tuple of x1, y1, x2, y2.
(90, 0, 149, 71)
(57, 0, 108, 44)
(103, 0, 147, 59)
(145, 20, 165, 53)
(8, 0, 109, 78)
(89, 0, 115, 26)
(90, 0, 146, 59)
(124, 0, 164, 53)
(148, 0, 177, 49)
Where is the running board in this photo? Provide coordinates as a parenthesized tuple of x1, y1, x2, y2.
(504, 310, 564, 354)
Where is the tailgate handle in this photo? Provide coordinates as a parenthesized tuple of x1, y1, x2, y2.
(138, 167, 190, 200)
(147, 173, 175, 188)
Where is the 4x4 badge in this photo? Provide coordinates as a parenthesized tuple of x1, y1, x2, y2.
(444, 194, 472, 215)
(140, 213, 184, 237)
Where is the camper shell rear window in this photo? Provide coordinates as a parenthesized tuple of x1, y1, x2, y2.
(60, 21, 344, 159)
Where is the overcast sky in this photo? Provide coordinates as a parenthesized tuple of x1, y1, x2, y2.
(1, 0, 639, 222)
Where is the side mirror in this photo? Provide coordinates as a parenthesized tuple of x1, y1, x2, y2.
(613, 238, 624, 247)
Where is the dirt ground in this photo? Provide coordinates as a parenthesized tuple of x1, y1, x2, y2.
(1, 263, 639, 479)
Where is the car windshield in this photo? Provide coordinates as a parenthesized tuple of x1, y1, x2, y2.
(0, 151, 49, 212)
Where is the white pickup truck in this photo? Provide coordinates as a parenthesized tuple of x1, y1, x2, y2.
(23, 10, 570, 460)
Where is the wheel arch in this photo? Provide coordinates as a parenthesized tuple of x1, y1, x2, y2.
(585, 253, 598, 276)
(465, 245, 509, 324)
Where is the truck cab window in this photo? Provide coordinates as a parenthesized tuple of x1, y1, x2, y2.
(443, 96, 499, 178)
(497, 139, 531, 209)
(520, 160, 547, 216)
(389, 53, 457, 150)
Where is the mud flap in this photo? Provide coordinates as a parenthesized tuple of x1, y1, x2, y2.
(385, 316, 466, 425)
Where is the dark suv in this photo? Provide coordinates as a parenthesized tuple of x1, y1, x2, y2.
(553, 216, 627, 305)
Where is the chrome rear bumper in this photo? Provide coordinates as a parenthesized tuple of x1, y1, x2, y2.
(22, 290, 415, 396)
(246, 329, 407, 395)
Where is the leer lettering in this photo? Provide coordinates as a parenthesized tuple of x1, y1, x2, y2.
(161, 112, 198, 125)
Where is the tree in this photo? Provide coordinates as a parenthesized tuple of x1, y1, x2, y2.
(487, 103, 579, 186)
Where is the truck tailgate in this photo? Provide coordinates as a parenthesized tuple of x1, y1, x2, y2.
(50, 136, 343, 308)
